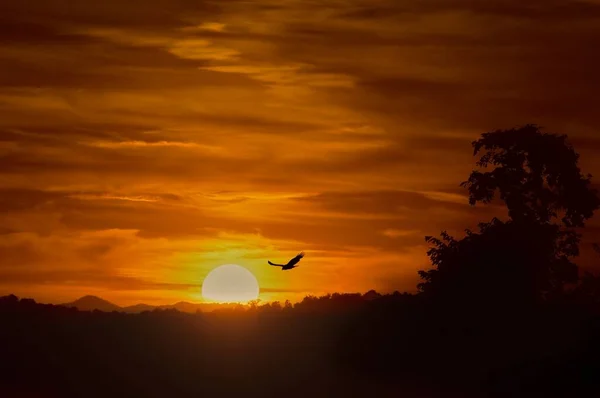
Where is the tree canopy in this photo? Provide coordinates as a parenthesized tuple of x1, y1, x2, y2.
(419, 125, 600, 305)
(461, 124, 599, 227)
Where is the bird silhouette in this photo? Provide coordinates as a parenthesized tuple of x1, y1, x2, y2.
(268, 252, 305, 270)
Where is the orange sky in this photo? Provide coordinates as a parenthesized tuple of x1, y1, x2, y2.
(1, 0, 600, 306)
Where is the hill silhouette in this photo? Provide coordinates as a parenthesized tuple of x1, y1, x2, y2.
(121, 303, 156, 313)
(61, 295, 247, 313)
(61, 295, 122, 312)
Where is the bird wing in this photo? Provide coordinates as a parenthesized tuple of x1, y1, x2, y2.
(287, 251, 305, 267)
(268, 261, 284, 267)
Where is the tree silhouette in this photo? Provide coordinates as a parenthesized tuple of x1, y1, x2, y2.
(419, 125, 600, 306)
(461, 124, 598, 227)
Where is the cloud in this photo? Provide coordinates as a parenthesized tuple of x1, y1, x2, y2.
(182, 22, 227, 33)
(1, 0, 599, 303)
(294, 190, 469, 215)
(381, 229, 420, 239)
(68, 194, 160, 203)
(168, 39, 241, 61)
(85, 140, 222, 151)
(201, 63, 355, 90)
(0, 228, 210, 301)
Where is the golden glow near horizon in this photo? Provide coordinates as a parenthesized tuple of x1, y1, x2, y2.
(1, 0, 600, 306)
(201, 264, 259, 303)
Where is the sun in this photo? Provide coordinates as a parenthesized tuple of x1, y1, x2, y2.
(201, 264, 260, 303)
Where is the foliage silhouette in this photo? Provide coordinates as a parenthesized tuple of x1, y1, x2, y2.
(419, 125, 600, 303)
(461, 124, 599, 227)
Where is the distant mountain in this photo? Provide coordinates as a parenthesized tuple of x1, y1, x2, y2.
(62, 296, 244, 313)
(122, 303, 155, 313)
(62, 295, 122, 312)
(160, 301, 201, 313)
(161, 301, 240, 313)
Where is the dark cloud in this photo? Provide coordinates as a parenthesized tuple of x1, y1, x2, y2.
(0, 239, 46, 267)
(0, 0, 221, 29)
(0, 20, 95, 44)
(379, 0, 600, 18)
(0, 188, 65, 213)
(0, 188, 200, 237)
(242, 190, 505, 253)
(295, 190, 465, 214)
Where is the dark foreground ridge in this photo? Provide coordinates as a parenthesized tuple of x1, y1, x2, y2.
(1, 292, 599, 398)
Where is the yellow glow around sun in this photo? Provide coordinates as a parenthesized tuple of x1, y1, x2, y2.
(201, 264, 260, 303)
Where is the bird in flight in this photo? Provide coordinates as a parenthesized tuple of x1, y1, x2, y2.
(268, 252, 305, 271)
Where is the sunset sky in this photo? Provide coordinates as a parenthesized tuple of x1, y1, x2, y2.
(1, 0, 600, 305)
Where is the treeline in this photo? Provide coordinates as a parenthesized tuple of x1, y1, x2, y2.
(1, 289, 599, 397)
(0, 291, 416, 398)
